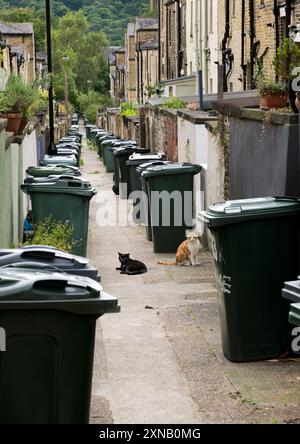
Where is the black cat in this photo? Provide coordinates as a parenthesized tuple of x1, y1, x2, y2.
(116, 252, 147, 275)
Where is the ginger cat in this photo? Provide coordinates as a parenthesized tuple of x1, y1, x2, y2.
(158, 231, 202, 266)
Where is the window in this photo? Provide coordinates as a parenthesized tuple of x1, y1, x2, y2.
(232, 0, 236, 17)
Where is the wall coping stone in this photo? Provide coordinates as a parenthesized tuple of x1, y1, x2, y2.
(0, 118, 7, 132)
(177, 109, 218, 124)
(5, 132, 15, 149)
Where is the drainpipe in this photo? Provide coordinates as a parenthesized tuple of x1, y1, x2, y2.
(273, 0, 279, 49)
(45, 0, 56, 154)
(222, 0, 230, 92)
(158, 0, 161, 83)
(136, 41, 140, 102)
(140, 46, 144, 104)
(204, 0, 209, 93)
(176, 0, 181, 78)
(249, 0, 255, 89)
(285, 0, 292, 39)
(197, 0, 204, 110)
(241, 0, 246, 89)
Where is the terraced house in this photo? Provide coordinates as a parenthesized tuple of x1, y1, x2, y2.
(0, 22, 35, 84)
(219, 0, 300, 92)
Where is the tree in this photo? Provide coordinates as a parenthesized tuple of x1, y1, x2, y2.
(51, 11, 109, 106)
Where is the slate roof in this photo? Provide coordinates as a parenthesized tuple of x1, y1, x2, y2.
(140, 38, 159, 50)
(136, 17, 158, 31)
(0, 22, 34, 35)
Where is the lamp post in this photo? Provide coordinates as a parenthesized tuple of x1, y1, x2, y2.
(61, 56, 70, 118)
(45, 0, 56, 154)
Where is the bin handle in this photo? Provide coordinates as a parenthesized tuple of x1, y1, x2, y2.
(274, 196, 300, 202)
(3, 262, 64, 272)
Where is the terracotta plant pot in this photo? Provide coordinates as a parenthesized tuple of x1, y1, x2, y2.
(0, 113, 22, 135)
(260, 93, 288, 110)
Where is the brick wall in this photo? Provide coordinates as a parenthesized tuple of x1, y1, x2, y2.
(161, 109, 178, 161)
(217, 0, 300, 92)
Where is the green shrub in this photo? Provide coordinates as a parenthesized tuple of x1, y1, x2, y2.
(85, 102, 98, 123)
(160, 97, 186, 109)
(22, 216, 78, 253)
(0, 75, 38, 118)
(258, 82, 288, 96)
(120, 102, 137, 117)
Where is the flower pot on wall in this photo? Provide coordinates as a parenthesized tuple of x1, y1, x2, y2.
(260, 93, 288, 110)
(0, 112, 22, 135)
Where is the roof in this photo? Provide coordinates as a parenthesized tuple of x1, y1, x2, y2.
(127, 23, 135, 37)
(0, 22, 34, 35)
(140, 38, 159, 50)
(36, 51, 48, 62)
(136, 17, 158, 31)
(10, 45, 25, 57)
(114, 47, 125, 53)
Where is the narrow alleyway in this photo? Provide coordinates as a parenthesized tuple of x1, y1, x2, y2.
(79, 123, 300, 424)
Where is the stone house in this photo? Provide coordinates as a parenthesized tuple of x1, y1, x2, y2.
(125, 23, 137, 102)
(135, 17, 159, 103)
(108, 47, 118, 99)
(186, 0, 219, 95)
(218, 0, 300, 93)
(0, 22, 35, 83)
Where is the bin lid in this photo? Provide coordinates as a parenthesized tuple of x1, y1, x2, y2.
(0, 268, 119, 315)
(136, 161, 173, 175)
(0, 246, 89, 268)
(127, 153, 166, 166)
(289, 303, 300, 327)
(41, 154, 77, 164)
(142, 162, 201, 178)
(26, 165, 81, 177)
(198, 197, 300, 228)
(282, 280, 300, 303)
(102, 138, 119, 146)
(113, 147, 150, 156)
(21, 175, 96, 197)
(56, 149, 79, 156)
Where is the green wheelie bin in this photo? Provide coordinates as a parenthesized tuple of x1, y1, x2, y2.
(0, 267, 119, 424)
(142, 163, 201, 252)
(113, 146, 150, 199)
(199, 197, 300, 362)
(26, 165, 81, 178)
(0, 245, 101, 281)
(40, 154, 78, 167)
(21, 176, 96, 257)
(103, 140, 137, 173)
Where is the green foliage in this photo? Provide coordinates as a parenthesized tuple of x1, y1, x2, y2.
(0, 7, 49, 51)
(22, 216, 78, 253)
(160, 97, 186, 110)
(3, 0, 149, 46)
(145, 83, 164, 98)
(273, 38, 300, 82)
(0, 75, 38, 118)
(85, 102, 98, 123)
(51, 10, 109, 107)
(258, 82, 288, 97)
(120, 102, 137, 117)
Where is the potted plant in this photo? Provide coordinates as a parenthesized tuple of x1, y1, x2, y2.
(258, 82, 288, 110)
(0, 75, 37, 135)
(272, 38, 300, 111)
